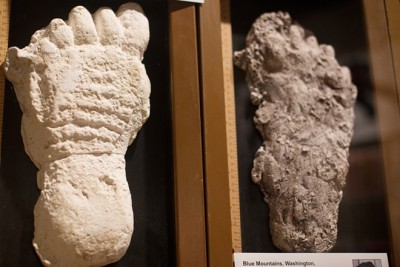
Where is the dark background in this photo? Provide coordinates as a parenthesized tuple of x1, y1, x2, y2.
(232, 0, 391, 257)
(0, 0, 173, 266)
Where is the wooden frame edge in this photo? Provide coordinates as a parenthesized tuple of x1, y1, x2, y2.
(384, 0, 400, 105)
(220, 0, 242, 254)
(169, 2, 208, 267)
(363, 0, 400, 265)
(0, 0, 10, 153)
(198, 0, 239, 266)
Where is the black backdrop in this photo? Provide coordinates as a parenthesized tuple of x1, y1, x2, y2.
(232, 0, 391, 257)
(0, 0, 173, 266)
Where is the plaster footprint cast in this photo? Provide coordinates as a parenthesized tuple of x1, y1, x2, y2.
(4, 3, 150, 266)
(234, 12, 357, 252)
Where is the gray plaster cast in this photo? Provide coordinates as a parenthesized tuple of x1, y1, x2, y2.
(234, 12, 356, 252)
(3, 3, 150, 266)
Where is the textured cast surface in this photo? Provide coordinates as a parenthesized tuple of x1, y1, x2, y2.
(234, 12, 356, 252)
(3, 3, 150, 266)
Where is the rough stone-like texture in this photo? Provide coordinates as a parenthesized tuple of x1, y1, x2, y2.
(3, 3, 150, 266)
(234, 12, 357, 252)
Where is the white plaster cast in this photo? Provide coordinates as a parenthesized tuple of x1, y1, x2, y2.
(234, 12, 357, 252)
(3, 3, 150, 266)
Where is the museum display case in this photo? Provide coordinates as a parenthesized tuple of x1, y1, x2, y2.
(1, 0, 399, 266)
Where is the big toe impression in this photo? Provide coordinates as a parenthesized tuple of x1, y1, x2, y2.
(117, 2, 149, 57)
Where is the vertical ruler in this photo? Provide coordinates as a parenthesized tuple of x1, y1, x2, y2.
(220, 0, 242, 253)
(0, 0, 10, 152)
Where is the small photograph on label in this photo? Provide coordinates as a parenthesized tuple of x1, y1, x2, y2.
(352, 259, 382, 267)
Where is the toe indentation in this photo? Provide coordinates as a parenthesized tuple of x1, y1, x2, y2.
(68, 6, 98, 45)
(117, 3, 149, 57)
(48, 19, 74, 48)
(94, 8, 124, 45)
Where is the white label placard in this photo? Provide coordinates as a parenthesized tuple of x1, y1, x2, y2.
(177, 0, 204, 3)
(234, 253, 389, 267)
